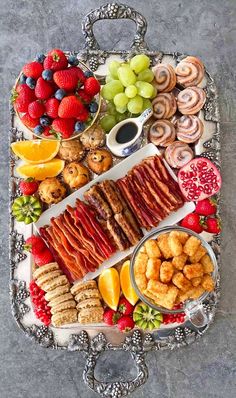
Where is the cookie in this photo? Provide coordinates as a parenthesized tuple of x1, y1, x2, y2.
(45, 284, 70, 302)
(71, 280, 97, 296)
(36, 270, 62, 288)
(75, 289, 101, 303)
(33, 263, 59, 280)
(41, 275, 69, 292)
(50, 300, 76, 315)
(76, 298, 101, 311)
(48, 293, 74, 308)
(78, 307, 104, 324)
(51, 309, 78, 327)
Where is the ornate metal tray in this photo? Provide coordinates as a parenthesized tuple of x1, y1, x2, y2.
(9, 3, 221, 396)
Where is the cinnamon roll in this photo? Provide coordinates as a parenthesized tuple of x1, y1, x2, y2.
(152, 92, 177, 119)
(153, 64, 177, 92)
(175, 115, 203, 143)
(149, 119, 176, 147)
(177, 87, 206, 115)
(165, 141, 194, 169)
(175, 56, 205, 87)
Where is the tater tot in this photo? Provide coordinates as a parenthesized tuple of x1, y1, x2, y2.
(183, 263, 204, 279)
(134, 252, 148, 275)
(146, 258, 161, 280)
(201, 274, 215, 291)
(145, 290, 166, 306)
(188, 286, 205, 300)
(157, 234, 172, 259)
(168, 232, 183, 256)
(135, 274, 147, 291)
(147, 279, 168, 294)
(144, 239, 161, 258)
(176, 290, 191, 304)
(139, 245, 147, 254)
(189, 245, 207, 263)
(201, 254, 214, 273)
(160, 261, 174, 283)
(163, 286, 179, 310)
(183, 236, 201, 257)
(172, 272, 192, 292)
(171, 230, 189, 244)
(191, 277, 202, 287)
(172, 253, 188, 270)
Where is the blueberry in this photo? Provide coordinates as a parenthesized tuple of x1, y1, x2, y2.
(55, 89, 66, 100)
(84, 71, 94, 78)
(68, 55, 79, 66)
(89, 101, 99, 113)
(35, 53, 46, 63)
(34, 125, 44, 135)
(42, 69, 53, 81)
(26, 77, 36, 89)
(75, 121, 85, 132)
(19, 74, 27, 84)
(40, 116, 51, 126)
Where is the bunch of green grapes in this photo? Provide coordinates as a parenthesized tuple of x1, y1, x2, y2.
(100, 55, 156, 132)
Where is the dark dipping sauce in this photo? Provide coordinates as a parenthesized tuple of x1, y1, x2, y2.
(116, 122, 138, 144)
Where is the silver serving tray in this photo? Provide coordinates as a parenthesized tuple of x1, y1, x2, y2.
(9, 3, 221, 397)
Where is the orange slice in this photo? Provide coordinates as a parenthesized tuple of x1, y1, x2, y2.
(120, 260, 139, 306)
(11, 140, 60, 164)
(16, 159, 65, 180)
(98, 268, 120, 310)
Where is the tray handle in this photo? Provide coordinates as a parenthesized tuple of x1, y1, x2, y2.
(82, 2, 148, 51)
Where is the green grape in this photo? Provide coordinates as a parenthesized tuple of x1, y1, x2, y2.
(108, 60, 120, 79)
(135, 81, 154, 98)
(116, 112, 128, 122)
(106, 102, 117, 115)
(142, 98, 152, 111)
(137, 69, 154, 83)
(100, 115, 117, 133)
(101, 80, 124, 100)
(151, 84, 157, 98)
(125, 85, 138, 98)
(130, 54, 150, 74)
(127, 95, 143, 114)
(116, 105, 127, 114)
(105, 75, 114, 83)
(114, 93, 129, 108)
(117, 65, 136, 87)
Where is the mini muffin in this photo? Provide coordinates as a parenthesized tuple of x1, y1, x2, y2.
(80, 124, 105, 150)
(58, 140, 85, 162)
(87, 149, 113, 175)
(63, 162, 90, 189)
(38, 178, 66, 204)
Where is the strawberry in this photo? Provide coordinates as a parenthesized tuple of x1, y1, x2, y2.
(43, 126, 52, 136)
(117, 316, 135, 332)
(118, 297, 134, 316)
(20, 113, 40, 128)
(22, 61, 43, 79)
(28, 100, 45, 118)
(76, 107, 89, 122)
(103, 309, 121, 326)
(180, 213, 204, 233)
(19, 178, 39, 195)
(195, 198, 217, 216)
(53, 69, 79, 91)
(45, 98, 60, 118)
(12, 84, 35, 112)
(70, 66, 85, 85)
(35, 77, 54, 100)
(24, 234, 46, 255)
(43, 49, 68, 71)
(34, 248, 54, 266)
(84, 77, 100, 96)
(204, 217, 221, 234)
(51, 117, 75, 139)
(77, 89, 92, 104)
(58, 95, 84, 118)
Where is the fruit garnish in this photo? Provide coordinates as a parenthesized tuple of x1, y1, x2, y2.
(24, 235, 46, 254)
(178, 158, 222, 201)
(117, 315, 135, 332)
(19, 178, 39, 195)
(195, 197, 217, 216)
(163, 304, 185, 325)
(16, 159, 65, 180)
(11, 140, 60, 164)
(51, 118, 75, 139)
(45, 98, 60, 118)
(103, 308, 121, 326)
(118, 297, 134, 316)
(180, 212, 204, 233)
(22, 61, 43, 79)
(133, 303, 163, 330)
(28, 100, 45, 118)
(29, 280, 51, 325)
(58, 95, 84, 118)
(35, 77, 54, 100)
(20, 113, 40, 128)
(34, 248, 54, 266)
(43, 48, 68, 71)
(204, 216, 221, 234)
(12, 84, 36, 113)
(11, 195, 42, 224)
(53, 68, 79, 91)
(84, 76, 100, 96)
(98, 268, 120, 311)
(120, 260, 139, 306)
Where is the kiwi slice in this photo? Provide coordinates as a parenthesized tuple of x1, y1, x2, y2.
(133, 303, 163, 330)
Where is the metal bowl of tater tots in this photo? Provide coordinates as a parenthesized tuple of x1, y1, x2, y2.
(130, 226, 218, 325)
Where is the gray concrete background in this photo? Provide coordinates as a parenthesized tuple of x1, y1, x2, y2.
(0, 0, 236, 397)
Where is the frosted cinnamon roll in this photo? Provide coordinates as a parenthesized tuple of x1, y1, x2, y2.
(175, 115, 203, 143)
(165, 141, 194, 169)
(175, 56, 205, 87)
(152, 93, 177, 119)
(153, 64, 177, 92)
(177, 87, 206, 115)
(149, 120, 176, 147)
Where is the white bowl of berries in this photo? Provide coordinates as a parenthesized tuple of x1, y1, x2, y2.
(12, 49, 101, 140)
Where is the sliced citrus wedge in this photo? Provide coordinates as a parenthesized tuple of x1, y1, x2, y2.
(120, 260, 139, 306)
(16, 159, 65, 180)
(98, 268, 120, 311)
(11, 140, 60, 164)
